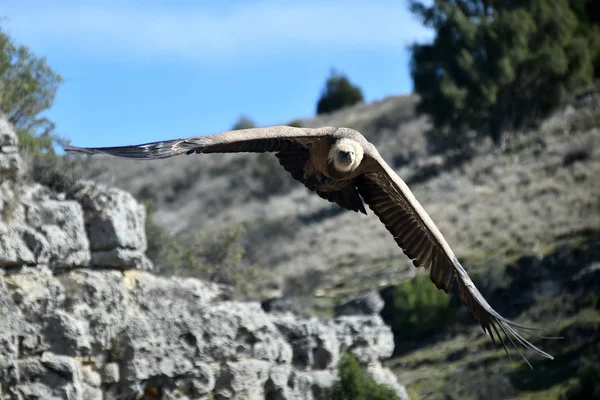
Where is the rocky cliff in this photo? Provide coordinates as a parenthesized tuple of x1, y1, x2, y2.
(0, 119, 409, 400)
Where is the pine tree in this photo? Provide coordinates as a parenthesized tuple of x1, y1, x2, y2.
(316, 68, 364, 115)
(409, 0, 596, 154)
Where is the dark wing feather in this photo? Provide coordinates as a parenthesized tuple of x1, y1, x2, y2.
(318, 186, 366, 214)
(356, 151, 555, 367)
(275, 150, 367, 214)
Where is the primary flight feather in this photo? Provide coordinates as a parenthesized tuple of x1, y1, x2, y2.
(64, 125, 555, 367)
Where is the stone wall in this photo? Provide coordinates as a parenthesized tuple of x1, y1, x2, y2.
(0, 119, 409, 400)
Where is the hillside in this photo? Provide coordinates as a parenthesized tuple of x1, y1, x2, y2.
(83, 94, 599, 293)
(82, 93, 600, 399)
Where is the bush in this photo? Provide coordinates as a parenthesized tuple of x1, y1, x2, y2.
(287, 119, 304, 128)
(380, 274, 456, 346)
(231, 115, 256, 130)
(144, 200, 185, 273)
(316, 68, 364, 115)
(560, 361, 600, 399)
(23, 150, 88, 194)
(144, 200, 258, 297)
(329, 352, 400, 400)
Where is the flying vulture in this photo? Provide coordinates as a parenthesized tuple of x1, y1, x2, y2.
(64, 125, 555, 366)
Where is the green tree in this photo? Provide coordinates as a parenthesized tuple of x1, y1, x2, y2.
(316, 68, 364, 115)
(380, 274, 456, 346)
(569, 0, 600, 77)
(0, 24, 85, 192)
(329, 352, 400, 400)
(231, 115, 256, 130)
(409, 0, 596, 154)
(0, 25, 63, 155)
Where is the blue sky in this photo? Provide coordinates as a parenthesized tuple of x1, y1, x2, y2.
(2, 0, 432, 148)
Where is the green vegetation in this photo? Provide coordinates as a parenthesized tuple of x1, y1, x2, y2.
(0, 26, 62, 145)
(560, 361, 600, 399)
(316, 68, 364, 115)
(381, 274, 456, 346)
(231, 115, 256, 130)
(329, 352, 400, 400)
(0, 24, 86, 191)
(569, 0, 600, 77)
(287, 119, 304, 128)
(408, 0, 598, 156)
(144, 200, 258, 297)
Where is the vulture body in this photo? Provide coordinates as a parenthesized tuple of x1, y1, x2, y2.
(64, 125, 555, 366)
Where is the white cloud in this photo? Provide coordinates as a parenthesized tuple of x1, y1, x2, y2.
(2, 0, 433, 62)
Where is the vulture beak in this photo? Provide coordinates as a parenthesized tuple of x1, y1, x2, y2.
(340, 150, 353, 161)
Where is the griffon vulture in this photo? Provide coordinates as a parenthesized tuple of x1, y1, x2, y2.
(64, 125, 555, 366)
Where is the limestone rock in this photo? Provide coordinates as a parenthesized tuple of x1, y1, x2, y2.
(330, 315, 395, 364)
(69, 180, 152, 270)
(335, 288, 385, 316)
(0, 119, 23, 181)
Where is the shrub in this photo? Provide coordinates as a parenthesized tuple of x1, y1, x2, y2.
(287, 119, 304, 128)
(23, 149, 88, 194)
(380, 274, 456, 346)
(144, 200, 185, 273)
(231, 115, 256, 130)
(329, 352, 400, 400)
(316, 68, 364, 115)
(283, 268, 327, 296)
(560, 361, 600, 399)
(144, 200, 258, 297)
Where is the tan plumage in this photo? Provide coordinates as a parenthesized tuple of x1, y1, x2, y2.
(64, 125, 556, 367)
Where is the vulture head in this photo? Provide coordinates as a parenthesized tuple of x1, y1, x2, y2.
(328, 138, 364, 172)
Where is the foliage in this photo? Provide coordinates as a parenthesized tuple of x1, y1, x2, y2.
(0, 25, 63, 154)
(0, 24, 86, 190)
(409, 0, 597, 155)
(381, 274, 456, 345)
(144, 200, 185, 273)
(283, 268, 327, 296)
(231, 115, 256, 131)
(329, 352, 400, 400)
(560, 361, 600, 399)
(569, 0, 600, 77)
(25, 151, 88, 193)
(316, 68, 364, 115)
(144, 200, 258, 297)
(287, 119, 304, 128)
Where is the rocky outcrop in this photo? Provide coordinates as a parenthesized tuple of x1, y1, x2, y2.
(334, 289, 385, 317)
(0, 119, 24, 181)
(0, 118, 409, 400)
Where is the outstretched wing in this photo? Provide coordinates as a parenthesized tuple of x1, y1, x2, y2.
(64, 125, 367, 214)
(63, 126, 338, 159)
(356, 149, 555, 367)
